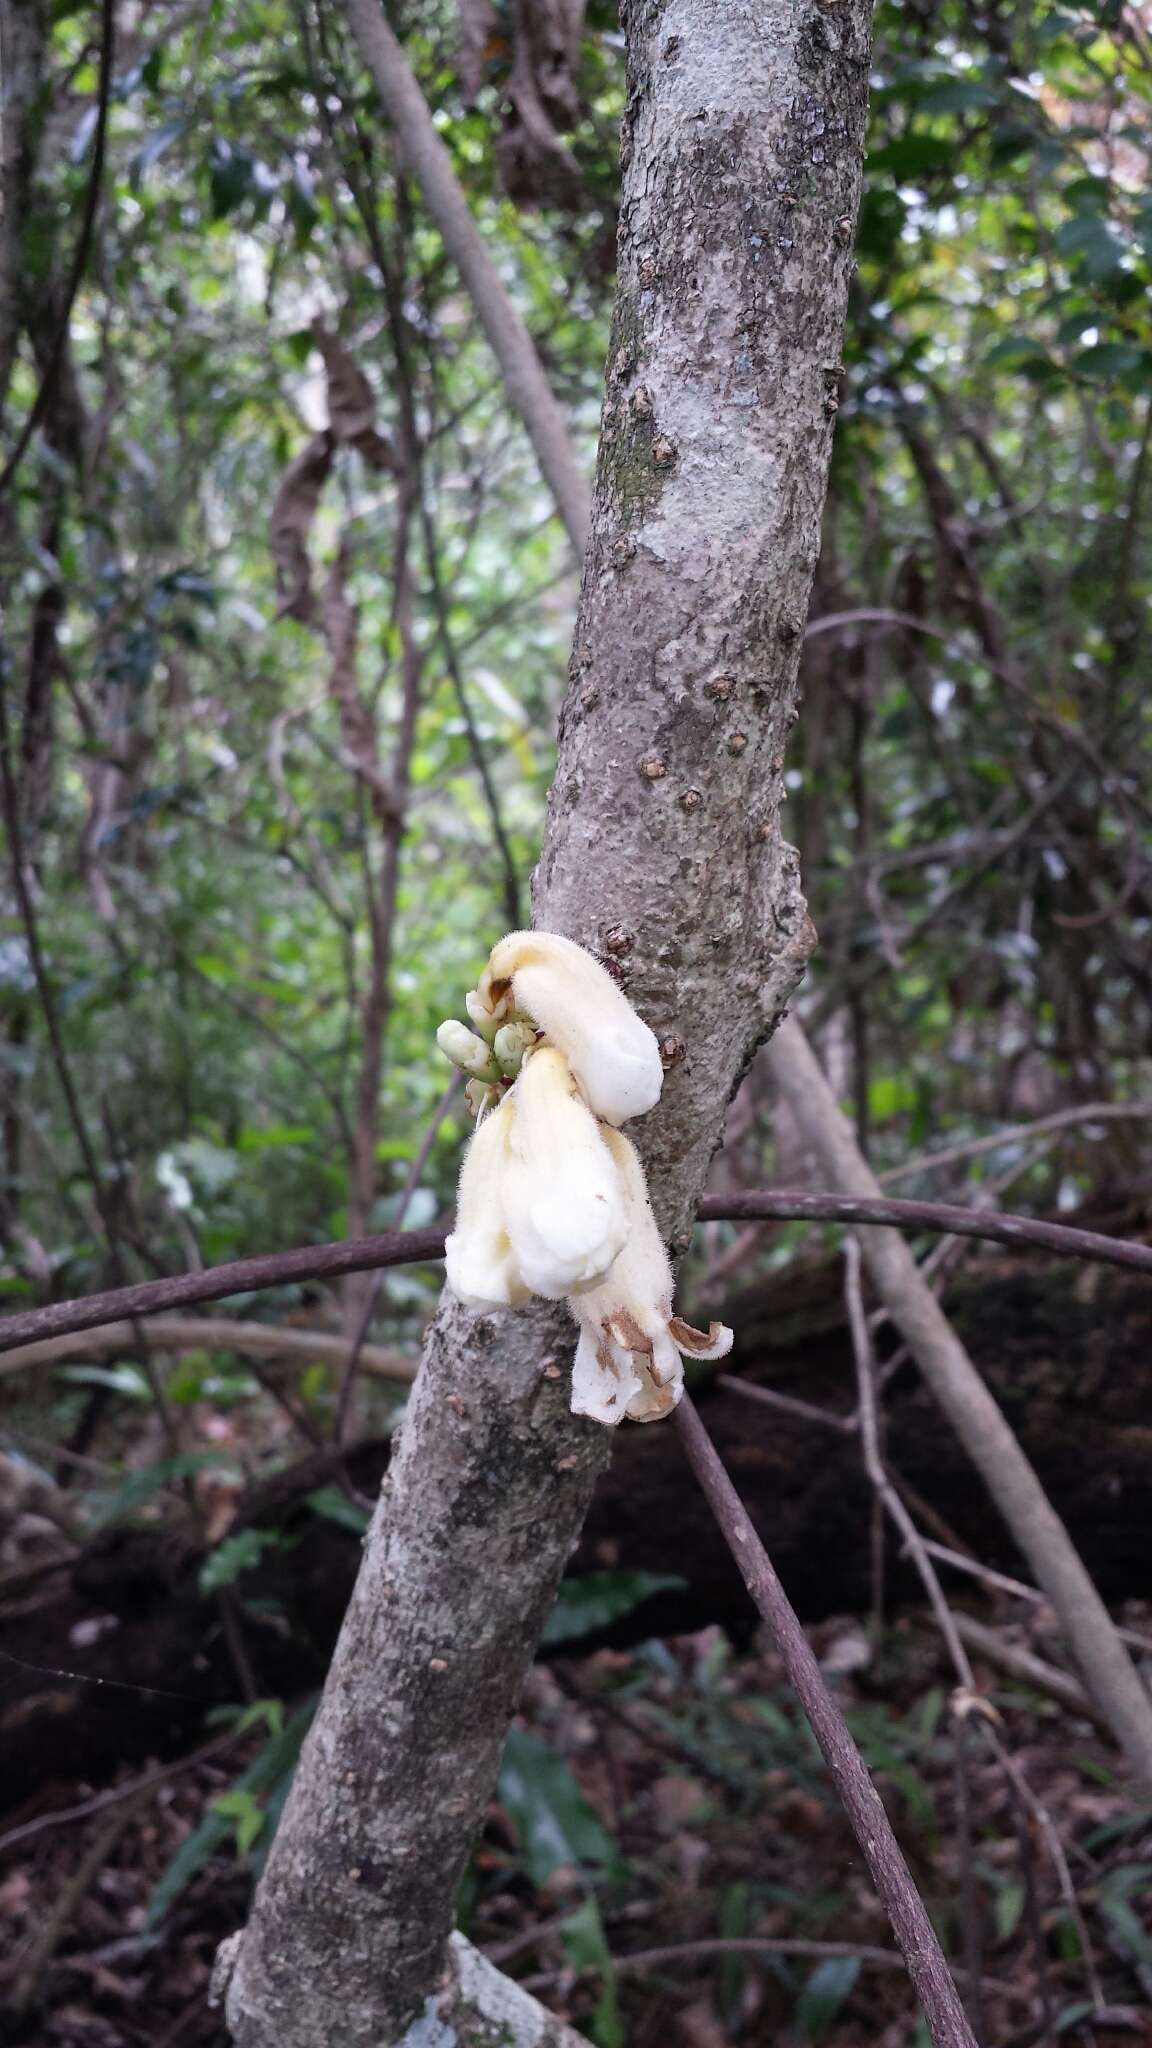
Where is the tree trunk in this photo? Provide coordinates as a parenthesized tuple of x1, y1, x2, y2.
(222, 3, 871, 2041)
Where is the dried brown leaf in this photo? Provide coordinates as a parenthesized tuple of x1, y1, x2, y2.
(456, 0, 503, 106)
(322, 545, 401, 823)
(312, 321, 394, 472)
(270, 431, 334, 625)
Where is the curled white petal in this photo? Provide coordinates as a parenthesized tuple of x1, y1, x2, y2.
(444, 1093, 528, 1309)
(476, 931, 663, 1127)
(570, 1320, 643, 1425)
(566, 1129, 732, 1426)
(501, 1047, 628, 1300)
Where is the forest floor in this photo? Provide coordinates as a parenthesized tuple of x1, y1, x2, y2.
(2, 1599, 1151, 2048)
(4, 1221, 1152, 2045)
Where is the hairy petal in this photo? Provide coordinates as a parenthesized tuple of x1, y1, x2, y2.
(565, 1130, 732, 1426)
(501, 1047, 628, 1298)
(570, 1321, 642, 1425)
(477, 930, 663, 1126)
(444, 1094, 528, 1309)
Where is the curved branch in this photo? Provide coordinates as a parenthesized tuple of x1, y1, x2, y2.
(2, 1188, 1150, 1355)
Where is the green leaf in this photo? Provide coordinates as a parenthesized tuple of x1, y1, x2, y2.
(541, 1571, 686, 1647)
(1074, 342, 1152, 384)
(199, 1527, 282, 1594)
(561, 1896, 623, 2048)
(212, 1787, 266, 1857)
(867, 135, 957, 179)
(94, 1451, 236, 1525)
(146, 1700, 316, 1926)
(1055, 213, 1126, 280)
(1096, 1865, 1152, 1965)
(994, 1878, 1025, 1942)
(793, 1957, 861, 2041)
(914, 79, 1001, 114)
(498, 1728, 623, 1888)
(306, 1485, 371, 1534)
(983, 337, 1057, 377)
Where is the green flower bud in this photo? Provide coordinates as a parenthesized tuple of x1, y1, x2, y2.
(493, 1021, 536, 1078)
(436, 1019, 501, 1082)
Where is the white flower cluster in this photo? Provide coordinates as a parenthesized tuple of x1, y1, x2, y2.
(437, 932, 732, 1426)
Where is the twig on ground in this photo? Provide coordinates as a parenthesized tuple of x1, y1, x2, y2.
(843, 1239, 975, 1689)
(918, 1539, 1152, 1657)
(716, 1373, 855, 1434)
(0, 1724, 247, 1856)
(947, 1614, 1110, 1731)
(671, 1392, 977, 2048)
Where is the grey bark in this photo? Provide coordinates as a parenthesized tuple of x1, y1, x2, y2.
(223, 3, 871, 2042)
(767, 1013, 1152, 1790)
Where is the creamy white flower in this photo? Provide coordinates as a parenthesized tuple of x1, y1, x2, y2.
(475, 931, 663, 1127)
(567, 1128, 732, 1426)
(444, 1047, 628, 1309)
(444, 1092, 529, 1310)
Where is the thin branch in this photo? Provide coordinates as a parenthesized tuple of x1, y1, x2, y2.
(6, 1181, 1152, 1353)
(701, 1189, 1152, 1278)
(0, 0, 115, 501)
(339, 0, 591, 553)
(600, 1939, 1017, 1998)
(0, 1225, 447, 1351)
(670, 1393, 977, 2048)
(331, 1073, 462, 1444)
(878, 1102, 1152, 1186)
(716, 1372, 855, 1434)
(918, 1539, 1152, 1657)
(0, 1724, 245, 1856)
(0, 1315, 414, 1384)
(843, 1239, 975, 1690)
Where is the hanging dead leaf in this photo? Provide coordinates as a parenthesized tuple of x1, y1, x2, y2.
(459, 0, 587, 211)
(311, 321, 394, 472)
(515, 0, 585, 128)
(270, 431, 334, 624)
(495, 0, 586, 212)
(456, 0, 504, 107)
(323, 543, 402, 825)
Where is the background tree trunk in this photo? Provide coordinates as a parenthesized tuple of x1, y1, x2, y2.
(222, 2, 872, 2041)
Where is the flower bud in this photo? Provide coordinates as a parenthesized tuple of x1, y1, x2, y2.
(465, 989, 500, 1044)
(436, 1019, 501, 1082)
(493, 1021, 536, 1078)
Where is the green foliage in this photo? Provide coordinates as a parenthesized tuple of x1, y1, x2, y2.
(198, 1525, 284, 1592)
(145, 1699, 316, 1927)
(498, 1727, 623, 1888)
(560, 1896, 623, 2048)
(541, 1570, 687, 1647)
(793, 1957, 862, 2042)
